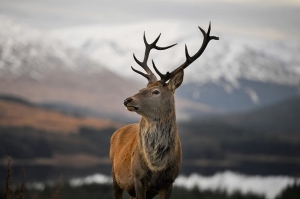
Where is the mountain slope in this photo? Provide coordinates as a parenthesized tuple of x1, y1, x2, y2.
(178, 79, 298, 113)
(52, 21, 300, 86)
(182, 96, 300, 135)
(222, 96, 300, 134)
(0, 15, 143, 121)
(1, 95, 300, 180)
(0, 97, 117, 134)
(177, 97, 300, 176)
(0, 97, 117, 181)
(52, 21, 300, 112)
(0, 16, 227, 120)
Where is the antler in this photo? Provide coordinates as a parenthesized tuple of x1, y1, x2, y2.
(131, 32, 177, 83)
(154, 22, 219, 84)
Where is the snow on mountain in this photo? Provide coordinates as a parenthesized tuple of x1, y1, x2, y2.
(50, 21, 300, 113)
(0, 16, 225, 120)
(1, 15, 298, 116)
(0, 15, 105, 79)
(51, 21, 300, 87)
(0, 15, 141, 120)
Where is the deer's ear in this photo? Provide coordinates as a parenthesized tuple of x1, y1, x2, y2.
(168, 70, 184, 92)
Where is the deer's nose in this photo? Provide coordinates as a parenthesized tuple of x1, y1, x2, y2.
(124, 98, 133, 106)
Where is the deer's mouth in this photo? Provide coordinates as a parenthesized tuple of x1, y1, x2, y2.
(126, 106, 139, 111)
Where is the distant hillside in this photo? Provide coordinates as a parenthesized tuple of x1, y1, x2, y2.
(178, 97, 300, 176)
(182, 96, 300, 135)
(1, 96, 300, 181)
(0, 16, 224, 121)
(0, 15, 141, 122)
(222, 97, 300, 134)
(0, 97, 118, 134)
(53, 21, 300, 114)
(0, 97, 118, 181)
(178, 79, 298, 114)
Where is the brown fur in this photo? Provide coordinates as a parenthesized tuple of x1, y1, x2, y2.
(110, 72, 183, 199)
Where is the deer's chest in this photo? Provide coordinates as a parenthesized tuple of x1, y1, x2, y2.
(139, 126, 176, 171)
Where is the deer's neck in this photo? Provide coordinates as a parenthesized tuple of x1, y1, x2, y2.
(138, 111, 178, 171)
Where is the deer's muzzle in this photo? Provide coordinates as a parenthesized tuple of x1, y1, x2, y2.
(124, 98, 133, 106)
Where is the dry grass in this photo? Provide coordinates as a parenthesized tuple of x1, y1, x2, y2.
(17, 167, 24, 199)
(51, 176, 62, 199)
(5, 158, 14, 199)
(5, 159, 24, 199)
(0, 99, 119, 134)
(4, 159, 64, 199)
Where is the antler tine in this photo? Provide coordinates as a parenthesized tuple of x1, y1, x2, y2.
(132, 32, 177, 83)
(131, 66, 152, 82)
(159, 22, 219, 84)
(152, 60, 166, 79)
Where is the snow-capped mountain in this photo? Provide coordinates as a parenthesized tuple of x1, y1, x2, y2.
(51, 21, 300, 112)
(0, 15, 106, 78)
(0, 16, 226, 120)
(51, 21, 300, 86)
(1, 14, 298, 118)
(0, 15, 141, 120)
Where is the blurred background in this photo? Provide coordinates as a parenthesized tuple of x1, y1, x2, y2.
(0, 0, 300, 198)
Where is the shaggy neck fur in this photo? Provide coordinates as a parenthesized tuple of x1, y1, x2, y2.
(138, 110, 177, 171)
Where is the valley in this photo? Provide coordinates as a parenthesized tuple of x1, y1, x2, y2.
(0, 95, 299, 183)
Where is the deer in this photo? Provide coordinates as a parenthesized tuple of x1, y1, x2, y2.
(109, 23, 218, 199)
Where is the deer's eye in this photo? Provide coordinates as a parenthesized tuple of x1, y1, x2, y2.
(152, 90, 160, 95)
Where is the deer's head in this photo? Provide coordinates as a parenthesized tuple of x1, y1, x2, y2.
(124, 23, 219, 120)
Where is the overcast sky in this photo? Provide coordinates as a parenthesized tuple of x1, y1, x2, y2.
(0, 0, 300, 41)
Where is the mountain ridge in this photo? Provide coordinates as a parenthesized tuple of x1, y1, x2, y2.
(0, 15, 142, 121)
(50, 21, 300, 113)
(51, 21, 300, 87)
(0, 15, 225, 121)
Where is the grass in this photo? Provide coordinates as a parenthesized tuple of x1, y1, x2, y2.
(5, 158, 24, 199)
(5, 158, 13, 199)
(4, 159, 62, 199)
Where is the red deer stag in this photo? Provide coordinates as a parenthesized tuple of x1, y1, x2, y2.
(110, 23, 218, 199)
